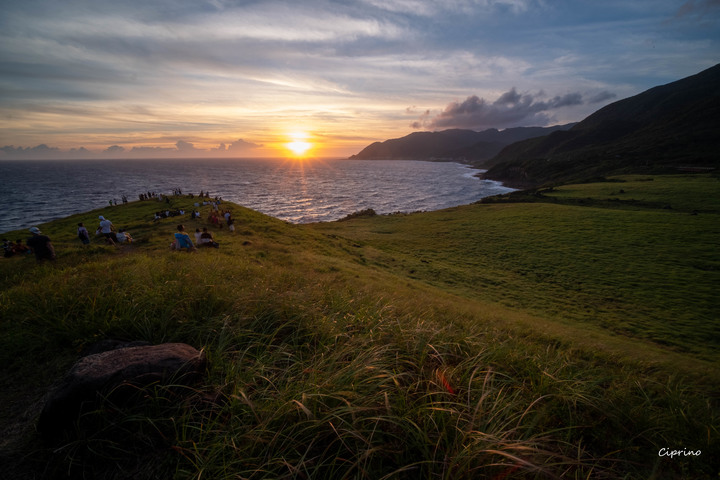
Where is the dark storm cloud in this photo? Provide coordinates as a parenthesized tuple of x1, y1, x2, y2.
(422, 88, 587, 130)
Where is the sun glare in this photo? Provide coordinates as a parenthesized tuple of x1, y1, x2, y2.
(285, 132, 313, 157)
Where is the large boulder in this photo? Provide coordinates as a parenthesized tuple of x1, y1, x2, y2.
(37, 342, 206, 438)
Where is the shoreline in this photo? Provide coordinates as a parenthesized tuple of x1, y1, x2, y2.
(0, 158, 510, 235)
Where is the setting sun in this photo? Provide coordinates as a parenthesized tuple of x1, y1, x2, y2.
(285, 132, 313, 156)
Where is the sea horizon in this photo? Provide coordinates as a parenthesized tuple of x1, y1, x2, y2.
(0, 157, 514, 235)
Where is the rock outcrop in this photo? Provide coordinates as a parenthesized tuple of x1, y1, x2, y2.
(37, 342, 206, 438)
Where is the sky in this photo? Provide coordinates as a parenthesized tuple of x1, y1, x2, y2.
(1, 0, 718, 159)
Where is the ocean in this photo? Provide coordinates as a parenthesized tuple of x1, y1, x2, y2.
(0, 158, 514, 234)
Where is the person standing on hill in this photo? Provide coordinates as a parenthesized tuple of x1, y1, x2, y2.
(98, 215, 116, 244)
(77, 222, 90, 245)
(27, 227, 56, 262)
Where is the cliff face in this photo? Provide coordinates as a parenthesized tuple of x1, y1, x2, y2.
(483, 63, 720, 187)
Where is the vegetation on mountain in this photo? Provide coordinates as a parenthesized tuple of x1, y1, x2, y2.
(349, 125, 575, 162)
(1, 174, 718, 479)
(350, 64, 719, 190)
(483, 63, 720, 187)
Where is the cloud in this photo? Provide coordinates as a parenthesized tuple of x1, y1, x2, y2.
(0, 0, 716, 155)
(417, 88, 589, 130)
(0, 144, 63, 159)
(227, 139, 263, 153)
(1, 144, 58, 155)
(0, 137, 267, 159)
(176, 140, 197, 151)
(0, 143, 99, 159)
(674, 0, 720, 20)
(359, 0, 534, 16)
(129, 146, 178, 156)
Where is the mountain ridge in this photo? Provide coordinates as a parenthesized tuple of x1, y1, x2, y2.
(349, 124, 576, 162)
(482, 63, 720, 187)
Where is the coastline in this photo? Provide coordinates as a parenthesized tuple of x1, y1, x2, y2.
(0, 158, 512, 235)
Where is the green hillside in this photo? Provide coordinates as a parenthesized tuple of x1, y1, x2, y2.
(483, 64, 720, 187)
(1, 176, 718, 479)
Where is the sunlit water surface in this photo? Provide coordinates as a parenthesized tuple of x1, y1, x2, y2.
(0, 158, 514, 234)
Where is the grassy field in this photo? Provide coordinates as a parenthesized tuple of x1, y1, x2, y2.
(313, 175, 720, 363)
(1, 174, 718, 479)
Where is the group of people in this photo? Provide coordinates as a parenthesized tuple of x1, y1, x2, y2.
(6, 189, 237, 262)
(108, 195, 129, 206)
(91, 216, 133, 246)
(2, 238, 31, 258)
(154, 209, 186, 220)
(138, 191, 158, 201)
(4, 227, 66, 262)
(206, 209, 236, 232)
(5, 227, 57, 262)
(172, 224, 225, 252)
(4, 215, 135, 264)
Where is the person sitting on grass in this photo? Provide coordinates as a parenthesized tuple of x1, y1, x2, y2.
(13, 239, 30, 255)
(198, 227, 219, 248)
(2, 239, 14, 258)
(115, 229, 133, 244)
(173, 225, 196, 252)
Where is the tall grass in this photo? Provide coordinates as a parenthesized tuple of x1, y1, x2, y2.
(1, 181, 718, 479)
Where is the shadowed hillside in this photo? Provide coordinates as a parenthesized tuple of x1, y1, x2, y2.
(483, 63, 720, 187)
(349, 125, 575, 162)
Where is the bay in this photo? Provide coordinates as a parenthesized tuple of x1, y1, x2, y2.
(0, 158, 514, 234)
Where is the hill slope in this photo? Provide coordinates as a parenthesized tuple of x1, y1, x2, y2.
(349, 124, 575, 161)
(483, 63, 720, 187)
(1, 183, 718, 479)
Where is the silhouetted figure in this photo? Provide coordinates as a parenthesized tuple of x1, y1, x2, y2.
(27, 227, 56, 262)
(77, 223, 90, 245)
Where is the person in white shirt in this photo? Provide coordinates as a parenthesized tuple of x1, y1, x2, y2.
(98, 216, 116, 244)
(199, 227, 219, 248)
(115, 229, 132, 244)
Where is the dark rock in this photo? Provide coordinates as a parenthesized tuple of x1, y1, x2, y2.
(37, 343, 206, 438)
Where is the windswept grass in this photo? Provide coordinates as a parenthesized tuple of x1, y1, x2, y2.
(1, 176, 718, 479)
